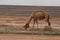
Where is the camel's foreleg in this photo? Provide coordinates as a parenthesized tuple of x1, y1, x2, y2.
(32, 19, 35, 29)
(36, 19, 38, 28)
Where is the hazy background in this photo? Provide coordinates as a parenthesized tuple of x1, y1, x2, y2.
(0, 0, 60, 6)
(0, 0, 60, 17)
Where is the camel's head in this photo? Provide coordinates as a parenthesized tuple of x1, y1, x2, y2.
(23, 23, 29, 30)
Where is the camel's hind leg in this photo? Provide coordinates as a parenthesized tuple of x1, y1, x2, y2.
(46, 21, 51, 26)
(45, 15, 51, 26)
(45, 17, 51, 27)
(44, 20, 52, 31)
(48, 21, 51, 26)
(44, 19, 52, 31)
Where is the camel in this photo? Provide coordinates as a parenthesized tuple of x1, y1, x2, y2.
(23, 9, 51, 30)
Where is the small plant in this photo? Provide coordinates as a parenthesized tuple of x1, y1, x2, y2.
(43, 26, 52, 31)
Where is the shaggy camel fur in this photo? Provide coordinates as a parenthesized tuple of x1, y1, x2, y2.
(23, 9, 51, 30)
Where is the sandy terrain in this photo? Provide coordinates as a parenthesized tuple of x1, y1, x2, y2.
(0, 16, 59, 40)
(0, 34, 60, 40)
(0, 5, 60, 40)
(0, 16, 60, 29)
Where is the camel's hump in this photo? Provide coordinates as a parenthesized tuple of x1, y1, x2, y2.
(35, 12, 45, 16)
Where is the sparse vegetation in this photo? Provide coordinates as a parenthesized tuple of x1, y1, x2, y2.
(43, 26, 52, 31)
(0, 16, 59, 36)
(0, 24, 60, 36)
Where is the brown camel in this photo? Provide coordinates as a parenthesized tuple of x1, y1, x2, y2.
(23, 9, 51, 30)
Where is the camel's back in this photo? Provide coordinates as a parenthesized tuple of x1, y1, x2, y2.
(35, 12, 45, 16)
(32, 9, 48, 20)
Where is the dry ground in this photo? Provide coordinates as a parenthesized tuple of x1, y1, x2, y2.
(0, 34, 60, 40)
(0, 16, 60, 31)
(0, 16, 60, 29)
(0, 16, 60, 40)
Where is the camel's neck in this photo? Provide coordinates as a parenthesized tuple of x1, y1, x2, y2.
(25, 11, 35, 25)
(26, 15, 32, 24)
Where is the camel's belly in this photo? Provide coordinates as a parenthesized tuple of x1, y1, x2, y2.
(36, 13, 45, 20)
(37, 16, 45, 20)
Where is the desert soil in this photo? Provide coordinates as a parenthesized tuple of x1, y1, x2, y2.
(0, 16, 60, 40)
(0, 34, 60, 40)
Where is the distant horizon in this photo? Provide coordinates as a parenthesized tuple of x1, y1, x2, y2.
(0, 0, 60, 6)
(0, 5, 59, 17)
(0, 5, 60, 7)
